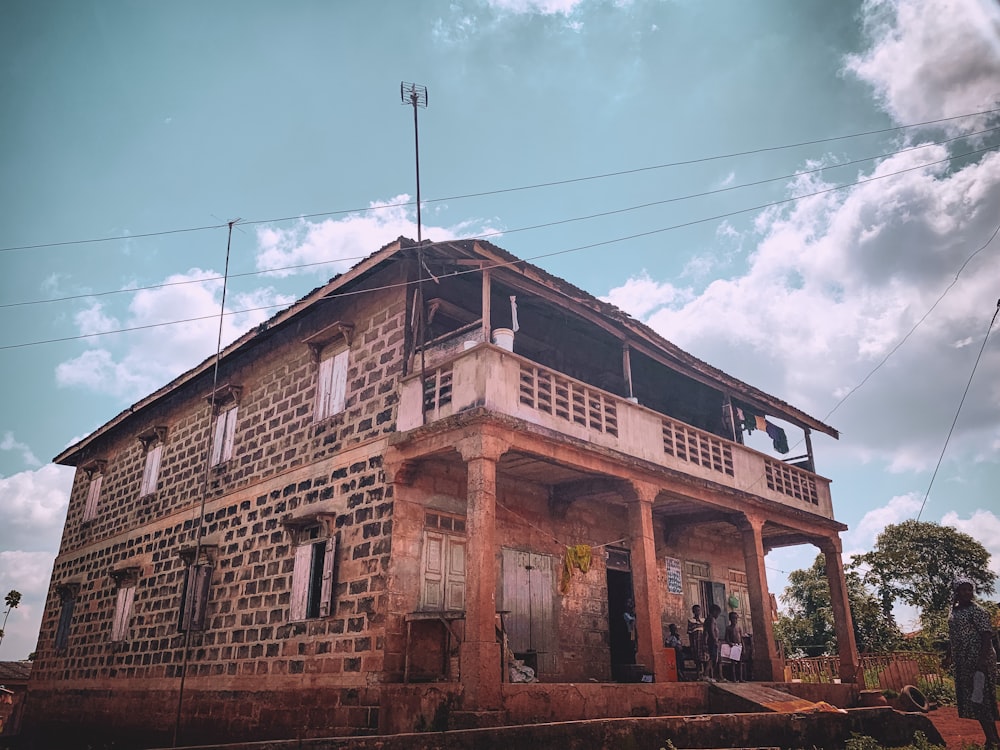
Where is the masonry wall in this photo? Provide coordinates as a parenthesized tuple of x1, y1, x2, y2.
(384, 459, 759, 687)
(29, 269, 412, 744)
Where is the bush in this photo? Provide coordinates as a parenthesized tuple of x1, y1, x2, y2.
(844, 731, 943, 750)
(918, 675, 955, 706)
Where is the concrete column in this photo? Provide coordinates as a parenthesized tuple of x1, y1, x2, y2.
(627, 482, 668, 681)
(819, 536, 861, 683)
(457, 435, 507, 710)
(737, 513, 783, 681)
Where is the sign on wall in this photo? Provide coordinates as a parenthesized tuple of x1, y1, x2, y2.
(665, 557, 683, 595)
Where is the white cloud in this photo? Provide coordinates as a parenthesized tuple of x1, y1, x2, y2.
(627, 143, 1000, 470)
(599, 271, 687, 319)
(0, 432, 41, 468)
(487, 0, 586, 14)
(942, 509, 1000, 578)
(846, 0, 1000, 135)
(0, 464, 73, 548)
(254, 195, 496, 278)
(844, 493, 922, 552)
(0, 550, 56, 660)
(55, 270, 296, 401)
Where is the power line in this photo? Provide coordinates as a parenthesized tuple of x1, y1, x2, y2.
(3, 107, 998, 254)
(915, 298, 1000, 522)
(5, 129, 998, 310)
(2, 142, 997, 351)
(821, 219, 1000, 424)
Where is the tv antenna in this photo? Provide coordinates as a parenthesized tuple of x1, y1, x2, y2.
(400, 82, 428, 242)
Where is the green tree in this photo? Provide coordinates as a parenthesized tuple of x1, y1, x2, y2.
(775, 554, 902, 657)
(0, 589, 22, 648)
(850, 520, 995, 630)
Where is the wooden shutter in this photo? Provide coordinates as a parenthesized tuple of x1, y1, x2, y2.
(112, 586, 135, 641)
(222, 407, 238, 462)
(140, 444, 163, 496)
(420, 531, 445, 610)
(83, 475, 102, 521)
(56, 597, 75, 650)
(319, 536, 336, 617)
(290, 543, 312, 621)
(191, 565, 212, 630)
(444, 535, 466, 611)
(315, 355, 334, 421)
(210, 411, 227, 465)
(330, 349, 349, 415)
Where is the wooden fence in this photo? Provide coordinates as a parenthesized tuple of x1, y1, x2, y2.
(784, 652, 946, 691)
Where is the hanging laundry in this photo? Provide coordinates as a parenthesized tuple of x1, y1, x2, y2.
(510, 295, 519, 332)
(559, 544, 593, 593)
(764, 420, 789, 454)
(754, 415, 767, 432)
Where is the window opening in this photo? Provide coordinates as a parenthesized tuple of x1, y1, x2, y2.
(315, 348, 349, 422)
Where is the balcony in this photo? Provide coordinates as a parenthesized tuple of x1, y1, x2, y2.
(397, 342, 833, 520)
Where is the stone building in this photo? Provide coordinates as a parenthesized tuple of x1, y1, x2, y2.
(25, 237, 858, 746)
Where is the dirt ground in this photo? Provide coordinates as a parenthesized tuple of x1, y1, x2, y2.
(925, 705, 995, 749)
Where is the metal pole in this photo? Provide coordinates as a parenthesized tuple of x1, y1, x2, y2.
(412, 93, 422, 243)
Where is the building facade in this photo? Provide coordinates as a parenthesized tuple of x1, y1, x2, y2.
(25, 238, 858, 746)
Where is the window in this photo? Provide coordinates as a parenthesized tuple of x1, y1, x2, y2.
(83, 473, 103, 523)
(315, 348, 349, 422)
(139, 443, 163, 496)
(137, 426, 167, 497)
(290, 525, 336, 620)
(210, 405, 238, 466)
(179, 563, 213, 631)
(111, 585, 135, 642)
(419, 512, 466, 611)
(54, 584, 78, 651)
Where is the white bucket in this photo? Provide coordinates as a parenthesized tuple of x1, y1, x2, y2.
(492, 328, 515, 351)
(463, 340, 478, 350)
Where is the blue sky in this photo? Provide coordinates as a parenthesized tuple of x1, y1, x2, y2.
(2, 0, 999, 660)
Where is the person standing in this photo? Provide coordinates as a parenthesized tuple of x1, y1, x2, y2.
(945, 578, 999, 749)
(687, 605, 706, 680)
(724, 611, 745, 682)
(705, 604, 722, 682)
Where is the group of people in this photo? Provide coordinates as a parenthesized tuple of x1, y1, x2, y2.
(664, 603, 750, 682)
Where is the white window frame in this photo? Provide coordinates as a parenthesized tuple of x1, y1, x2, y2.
(290, 526, 336, 621)
(210, 405, 238, 466)
(314, 348, 349, 422)
(111, 584, 135, 642)
(83, 473, 103, 523)
(139, 443, 164, 497)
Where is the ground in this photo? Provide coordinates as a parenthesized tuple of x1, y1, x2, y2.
(926, 705, 994, 750)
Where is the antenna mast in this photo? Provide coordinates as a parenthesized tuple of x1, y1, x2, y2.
(400, 82, 428, 242)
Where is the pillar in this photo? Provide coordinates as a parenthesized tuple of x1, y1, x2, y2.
(457, 435, 507, 709)
(737, 513, 783, 681)
(819, 535, 861, 683)
(627, 482, 669, 681)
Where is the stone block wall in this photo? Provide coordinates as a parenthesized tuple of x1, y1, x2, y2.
(31, 276, 410, 742)
(55, 281, 407, 558)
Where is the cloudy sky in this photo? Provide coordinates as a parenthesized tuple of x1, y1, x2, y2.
(2, 0, 999, 659)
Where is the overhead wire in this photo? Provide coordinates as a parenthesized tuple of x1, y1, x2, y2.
(4, 126, 999, 311)
(2, 141, 998, 351)
(2, 106, 998, 254)
(914, 298, 1000, 522)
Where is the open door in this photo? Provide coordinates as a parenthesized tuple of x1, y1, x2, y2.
(606, 547, 637, 681)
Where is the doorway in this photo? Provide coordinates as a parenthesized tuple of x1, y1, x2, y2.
(606, 547, 636, 680)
